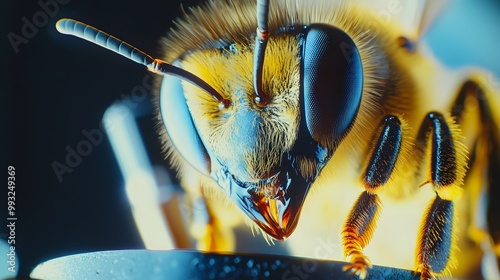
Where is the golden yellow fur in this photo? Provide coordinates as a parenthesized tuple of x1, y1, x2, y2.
(157, 0, 418, 185)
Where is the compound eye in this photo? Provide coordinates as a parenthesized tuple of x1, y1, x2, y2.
(303, 23, 363, 147)
(159, 68, 211, 175)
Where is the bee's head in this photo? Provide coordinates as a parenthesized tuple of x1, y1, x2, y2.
(160, 2, 363, 239)
(55, 0, 362, 241)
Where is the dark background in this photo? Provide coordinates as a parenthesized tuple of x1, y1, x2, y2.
(3, 0, 206, 277)
(2, 0, 500, 278)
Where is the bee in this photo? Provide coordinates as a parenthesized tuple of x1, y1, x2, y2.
(56, 0, 500, 279)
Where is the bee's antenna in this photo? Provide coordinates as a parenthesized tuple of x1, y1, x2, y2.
(253, 0, 270, 105)
(56, 18, 230, 108)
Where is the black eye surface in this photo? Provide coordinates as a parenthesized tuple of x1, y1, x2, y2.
(159, 74, 211, 174)
(303, 23, 363, 147)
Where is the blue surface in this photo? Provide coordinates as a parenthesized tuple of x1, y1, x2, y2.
(30, 250, 420, 280)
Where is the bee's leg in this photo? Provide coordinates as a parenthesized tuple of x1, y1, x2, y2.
(189, 191, 235, 251)
(342, 191, 381, 279)
(342, 115, 403, 279)
(451, 79, 500, 276)
(414, 112, 466, 279)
